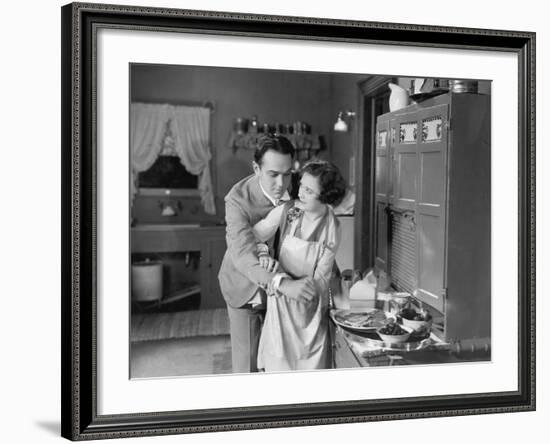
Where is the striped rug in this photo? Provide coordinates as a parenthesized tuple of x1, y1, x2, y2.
(131, 308, 230, 342)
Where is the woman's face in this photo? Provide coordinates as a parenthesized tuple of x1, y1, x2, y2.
(298, 172, 324, 213)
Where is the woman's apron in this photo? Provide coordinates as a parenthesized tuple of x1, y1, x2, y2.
(257, 219, 329, 371)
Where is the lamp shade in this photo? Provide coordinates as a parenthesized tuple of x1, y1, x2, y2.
(334, 116, 348, 132)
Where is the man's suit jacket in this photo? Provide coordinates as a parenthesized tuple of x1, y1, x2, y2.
(218, 174, 278, 308)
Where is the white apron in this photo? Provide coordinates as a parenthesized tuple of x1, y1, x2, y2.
(257, 219, 330, 371)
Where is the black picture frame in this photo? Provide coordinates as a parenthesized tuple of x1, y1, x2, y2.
(61, 2, 536, 440)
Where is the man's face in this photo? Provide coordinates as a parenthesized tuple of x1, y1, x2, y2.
(253, 150, 293, 201)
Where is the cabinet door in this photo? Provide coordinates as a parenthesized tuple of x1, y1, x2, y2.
(387, 114, 420, 293)
(392, 113, 420, 211)
(374, 118, 391, 273)
(329, 322, 361, 369)
(414, 105, 448, 313)
(209, 237, 227, 306)
(199, 237, 227, 309)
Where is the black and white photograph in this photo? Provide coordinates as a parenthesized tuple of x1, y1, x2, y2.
(128, 64, 492, 378)
(2, 0, 546, 442)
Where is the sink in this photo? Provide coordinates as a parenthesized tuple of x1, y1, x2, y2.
(132, 222, 225, 231)
(131, 222, 226, 253)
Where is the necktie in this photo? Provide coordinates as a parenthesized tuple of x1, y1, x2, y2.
(272, 199, 286, 258)
(272, 228, 281, 259)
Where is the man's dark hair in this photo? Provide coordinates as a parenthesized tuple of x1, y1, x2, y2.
(253, 135, 295, 165)
(301, 160, 347, 206)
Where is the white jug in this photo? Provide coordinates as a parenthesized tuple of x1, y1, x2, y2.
(388, 83, 409, 112)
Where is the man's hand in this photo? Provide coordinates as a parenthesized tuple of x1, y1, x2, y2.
(279, 277, 316, 303)
(259, 254, 279, 272)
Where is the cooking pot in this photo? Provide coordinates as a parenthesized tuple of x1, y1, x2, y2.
(132, 259, 163, 301)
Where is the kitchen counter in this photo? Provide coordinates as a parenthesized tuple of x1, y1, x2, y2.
(329, 297, 490, 368)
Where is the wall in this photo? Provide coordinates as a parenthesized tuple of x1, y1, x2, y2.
(328, 73, 368, 187)
(131, 67, 488, 220)
(132, 64, 335, 218)
(315, 73, 492, 192)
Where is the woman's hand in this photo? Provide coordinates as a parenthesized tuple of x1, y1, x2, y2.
(259, 254, 279, 272)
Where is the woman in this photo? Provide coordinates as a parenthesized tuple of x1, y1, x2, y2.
(252, 160, 347, 372)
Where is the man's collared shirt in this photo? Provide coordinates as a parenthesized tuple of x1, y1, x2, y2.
(259, 179, 290, 207)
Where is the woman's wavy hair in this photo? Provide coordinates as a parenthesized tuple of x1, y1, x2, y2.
(300, 160, 347, 206)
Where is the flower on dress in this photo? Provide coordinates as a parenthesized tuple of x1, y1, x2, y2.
(286, 206, 303, 224)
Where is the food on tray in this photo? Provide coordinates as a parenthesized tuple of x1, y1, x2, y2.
(378, 321, 407, 336)
(399, 307, 433, 334)
(333, 309, 387, 329)
(413, 312, 431, 321)
(400, 308, 432, 321)
(377, 321, 411, 344)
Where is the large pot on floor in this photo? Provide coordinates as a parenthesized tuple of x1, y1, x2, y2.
(132, 259, 163, 302)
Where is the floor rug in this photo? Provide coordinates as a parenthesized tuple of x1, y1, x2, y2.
(131, 308, 229, 342)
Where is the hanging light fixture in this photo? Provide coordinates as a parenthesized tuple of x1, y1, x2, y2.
(333, 110, 356, 132)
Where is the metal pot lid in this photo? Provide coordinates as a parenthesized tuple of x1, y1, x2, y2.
(132, 259, 162, 266)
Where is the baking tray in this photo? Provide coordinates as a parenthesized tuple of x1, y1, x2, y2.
(330, 308, 388, 332)
(335, 319, 441, 351)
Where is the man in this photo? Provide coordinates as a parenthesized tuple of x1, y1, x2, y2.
(218, 135, 316, 373)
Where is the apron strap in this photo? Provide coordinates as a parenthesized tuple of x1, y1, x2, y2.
(289, 218, 300, 237)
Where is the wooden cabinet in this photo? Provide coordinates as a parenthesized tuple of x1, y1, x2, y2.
(132, 225, 227, 309)
(374, 92, 491, 342)
(199, 237, 227, 309)
(329, 320, 361, 369)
